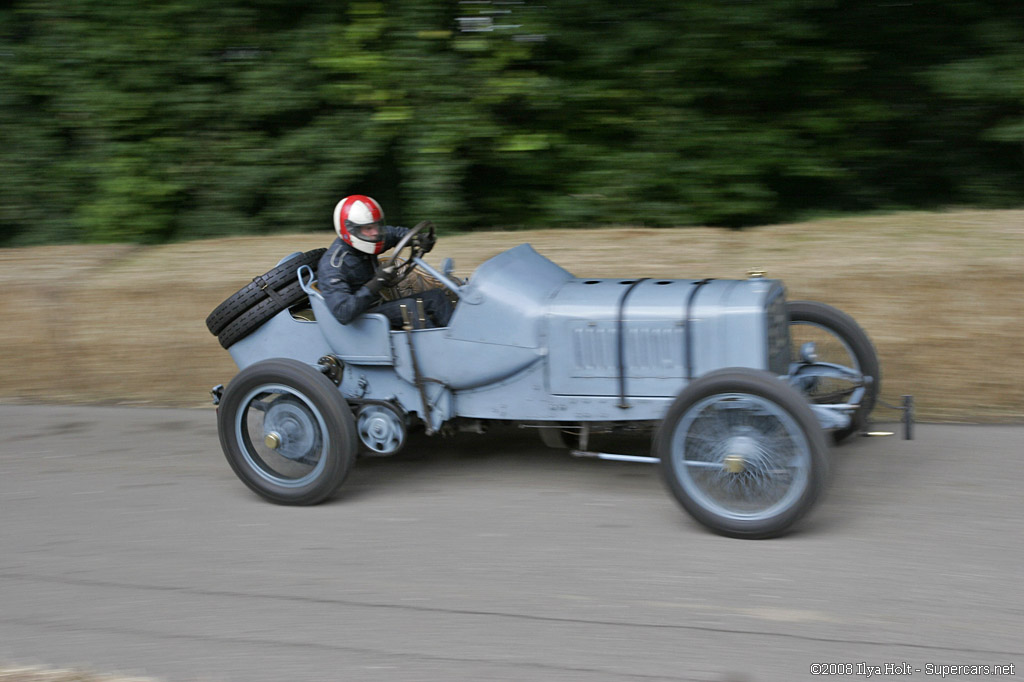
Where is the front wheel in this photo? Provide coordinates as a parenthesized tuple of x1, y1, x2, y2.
(788, 300, 880, 443)
(217, 359, 358, 505)
(655, 368, 829, 539)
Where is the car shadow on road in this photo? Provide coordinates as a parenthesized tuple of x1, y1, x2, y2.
(332, 424, 662, 504)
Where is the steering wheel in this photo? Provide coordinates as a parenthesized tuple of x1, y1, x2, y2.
(381, 220, 435, 284)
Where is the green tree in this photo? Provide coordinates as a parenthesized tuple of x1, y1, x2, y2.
(1, 0, 1022, 245)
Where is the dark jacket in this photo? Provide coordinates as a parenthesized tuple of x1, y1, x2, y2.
(317, 227, 409, 324)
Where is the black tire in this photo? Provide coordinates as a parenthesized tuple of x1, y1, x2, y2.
(216, 278, 307, 349)
(787, 300, 880, 443)
(217, 358, 358, 505)
(656, 368, 829, 539)
(205, 248, 325, 336)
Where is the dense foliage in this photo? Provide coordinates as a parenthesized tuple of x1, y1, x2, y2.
(1, 1, 1022, 245)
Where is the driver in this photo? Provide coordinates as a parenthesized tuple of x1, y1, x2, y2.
(317, 195, 454, 329)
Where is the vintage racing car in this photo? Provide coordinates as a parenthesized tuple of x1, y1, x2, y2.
(207, 223, 888, 538)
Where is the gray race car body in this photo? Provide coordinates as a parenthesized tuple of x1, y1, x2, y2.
(212, 240, 885, 538)
(228, 244, 800, 429)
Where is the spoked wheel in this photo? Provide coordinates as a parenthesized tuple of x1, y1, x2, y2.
(656, 368, 829, 539)
(217, 359, 358, 504)
(788, 300, 880, 443)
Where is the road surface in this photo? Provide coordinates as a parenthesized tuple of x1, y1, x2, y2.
(0, 405, 1020, 681)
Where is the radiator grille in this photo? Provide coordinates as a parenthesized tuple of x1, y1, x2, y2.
(571, 325, 684, 376)
(766, 289, 791, 375)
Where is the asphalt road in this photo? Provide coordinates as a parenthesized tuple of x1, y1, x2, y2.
(0, 404, 1020, 682)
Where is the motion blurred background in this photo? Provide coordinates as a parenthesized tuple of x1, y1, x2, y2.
(1, 6, 1023, 682)
(0, 1, 1021, 420)
(2, 0, 1022, 245)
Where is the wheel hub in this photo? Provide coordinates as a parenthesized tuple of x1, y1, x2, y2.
(721, 435, 759, 473)
(357, 404, 406, 455)
(263, 398, 320, 461)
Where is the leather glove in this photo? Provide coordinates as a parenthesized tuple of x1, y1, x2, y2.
(412, 222, 436, 253)
(364, 264, 399, 296)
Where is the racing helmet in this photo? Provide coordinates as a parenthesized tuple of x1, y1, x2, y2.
(334, 195, 386, 255)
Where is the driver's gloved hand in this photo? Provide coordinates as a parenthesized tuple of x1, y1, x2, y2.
(412, 223, 436, 253)
(364, 264, 399, 296)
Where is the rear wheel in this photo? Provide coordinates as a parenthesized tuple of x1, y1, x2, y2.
(217, 359, 357, 505)
(788, 300, 880, 442)
(656, 368, 829, 539)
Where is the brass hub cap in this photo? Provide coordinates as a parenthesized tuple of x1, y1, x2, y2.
(723, 454, 745, 473)
(721, 435, 759, 474)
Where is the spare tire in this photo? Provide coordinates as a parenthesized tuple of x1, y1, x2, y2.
(216, 278, 309, 349)
(205, 249, 325, 336)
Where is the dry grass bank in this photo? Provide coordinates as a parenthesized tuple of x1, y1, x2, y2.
(1, 210, 1021, 421)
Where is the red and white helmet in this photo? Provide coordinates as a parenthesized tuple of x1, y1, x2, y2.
(333, 195, 385, 254)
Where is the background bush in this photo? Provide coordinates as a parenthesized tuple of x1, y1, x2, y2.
(1, 0, 1022, 245)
